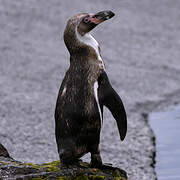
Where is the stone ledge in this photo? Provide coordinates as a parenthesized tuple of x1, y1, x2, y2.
(0, 144, 128, 180)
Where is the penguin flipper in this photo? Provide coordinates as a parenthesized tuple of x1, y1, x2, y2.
(98, 71, 127, 141)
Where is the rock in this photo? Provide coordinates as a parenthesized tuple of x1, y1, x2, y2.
(0, 157, 128, 180)
(0, 143, 10, 158)
(0, 145, 128, 179)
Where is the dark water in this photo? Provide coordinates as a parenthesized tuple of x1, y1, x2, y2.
(149, 105, 180, 180)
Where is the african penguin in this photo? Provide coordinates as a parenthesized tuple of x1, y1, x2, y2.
(55, 10, 127, 168)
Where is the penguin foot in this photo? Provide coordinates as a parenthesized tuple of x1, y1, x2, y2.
(90, 154, 102, 168)
(59, 149, 81, 166)
(100, 164, 127, 178)
(60, 158, 82, 168)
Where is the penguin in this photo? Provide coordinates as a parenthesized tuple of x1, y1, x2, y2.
(55, 10, 127, 168)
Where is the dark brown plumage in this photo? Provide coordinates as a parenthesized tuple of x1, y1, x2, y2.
(55, 11, 127, 168)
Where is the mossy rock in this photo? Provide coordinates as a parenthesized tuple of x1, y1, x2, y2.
(73, 175, 89, 180)
(89, 175, 107, 180)
(41, 161, 60, 172)
(0, 157, 128, 180)
(113, 177, 127, 180)
(0, 144, 127, 179)
(24, 162, 41, 170)
(23, 160, 61, 172)
(88, 168, 101, 174)
(58, 177, 70, 180)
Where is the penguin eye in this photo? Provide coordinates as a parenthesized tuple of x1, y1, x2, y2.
(83, 17, 90, 23)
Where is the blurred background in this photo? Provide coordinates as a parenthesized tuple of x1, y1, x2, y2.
(0, 0, 180, 180)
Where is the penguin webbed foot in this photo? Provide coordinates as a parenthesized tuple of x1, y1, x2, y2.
(100, 164, 127, 178)
(90, 159, 126, 177)
(60, 158, 83, 168)
(90, 155, 125, 174)
(90, 154, 103, 168)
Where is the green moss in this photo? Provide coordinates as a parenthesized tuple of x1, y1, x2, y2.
(18, 160, 127, 180)
(73, 175, 89, 180)
(113, 177, 127, 180)
(41, 160, 60, 172)
(58, 177, 70, 180)
(89, 175, 107, 180)
(44, 165, 59, 172)
(79, 161, 89, 168)
(0, 160, 20, 167)
(42, 160, 60, 167)
(23, 160, 60, 172)
(23, 162, 41, 170)
(112, 170, 122, 177)
(0, 161, 10, 165)
(12, 162, 20, 166)
(88, 168, 101, 175)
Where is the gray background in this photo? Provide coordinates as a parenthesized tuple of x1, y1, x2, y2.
(1, 0, 180, 180)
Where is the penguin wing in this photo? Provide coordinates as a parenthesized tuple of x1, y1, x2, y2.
(98, 71, 127, 141)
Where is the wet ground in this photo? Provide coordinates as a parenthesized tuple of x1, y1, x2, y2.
(1, 0, 180, 180)
(150, 105, 180, 180)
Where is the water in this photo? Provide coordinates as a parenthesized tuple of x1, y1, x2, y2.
(149, 105, 180, 180)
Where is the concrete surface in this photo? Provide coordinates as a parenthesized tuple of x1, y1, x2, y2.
(0, 0, 180, 179)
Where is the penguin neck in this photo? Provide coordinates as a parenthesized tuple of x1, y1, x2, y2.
(75, 28, 98, 52)
(69, 27, 105, 68)
(75, 27, 102, 61)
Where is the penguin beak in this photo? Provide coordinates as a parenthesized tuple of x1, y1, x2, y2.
(79, 11, 115, 35)
(83, 10, 115, 25)
(91, 10, 115, 24)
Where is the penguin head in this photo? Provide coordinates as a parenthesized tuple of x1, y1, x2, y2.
(64, 11, 115, 54)
(77, 10, 115, 35)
